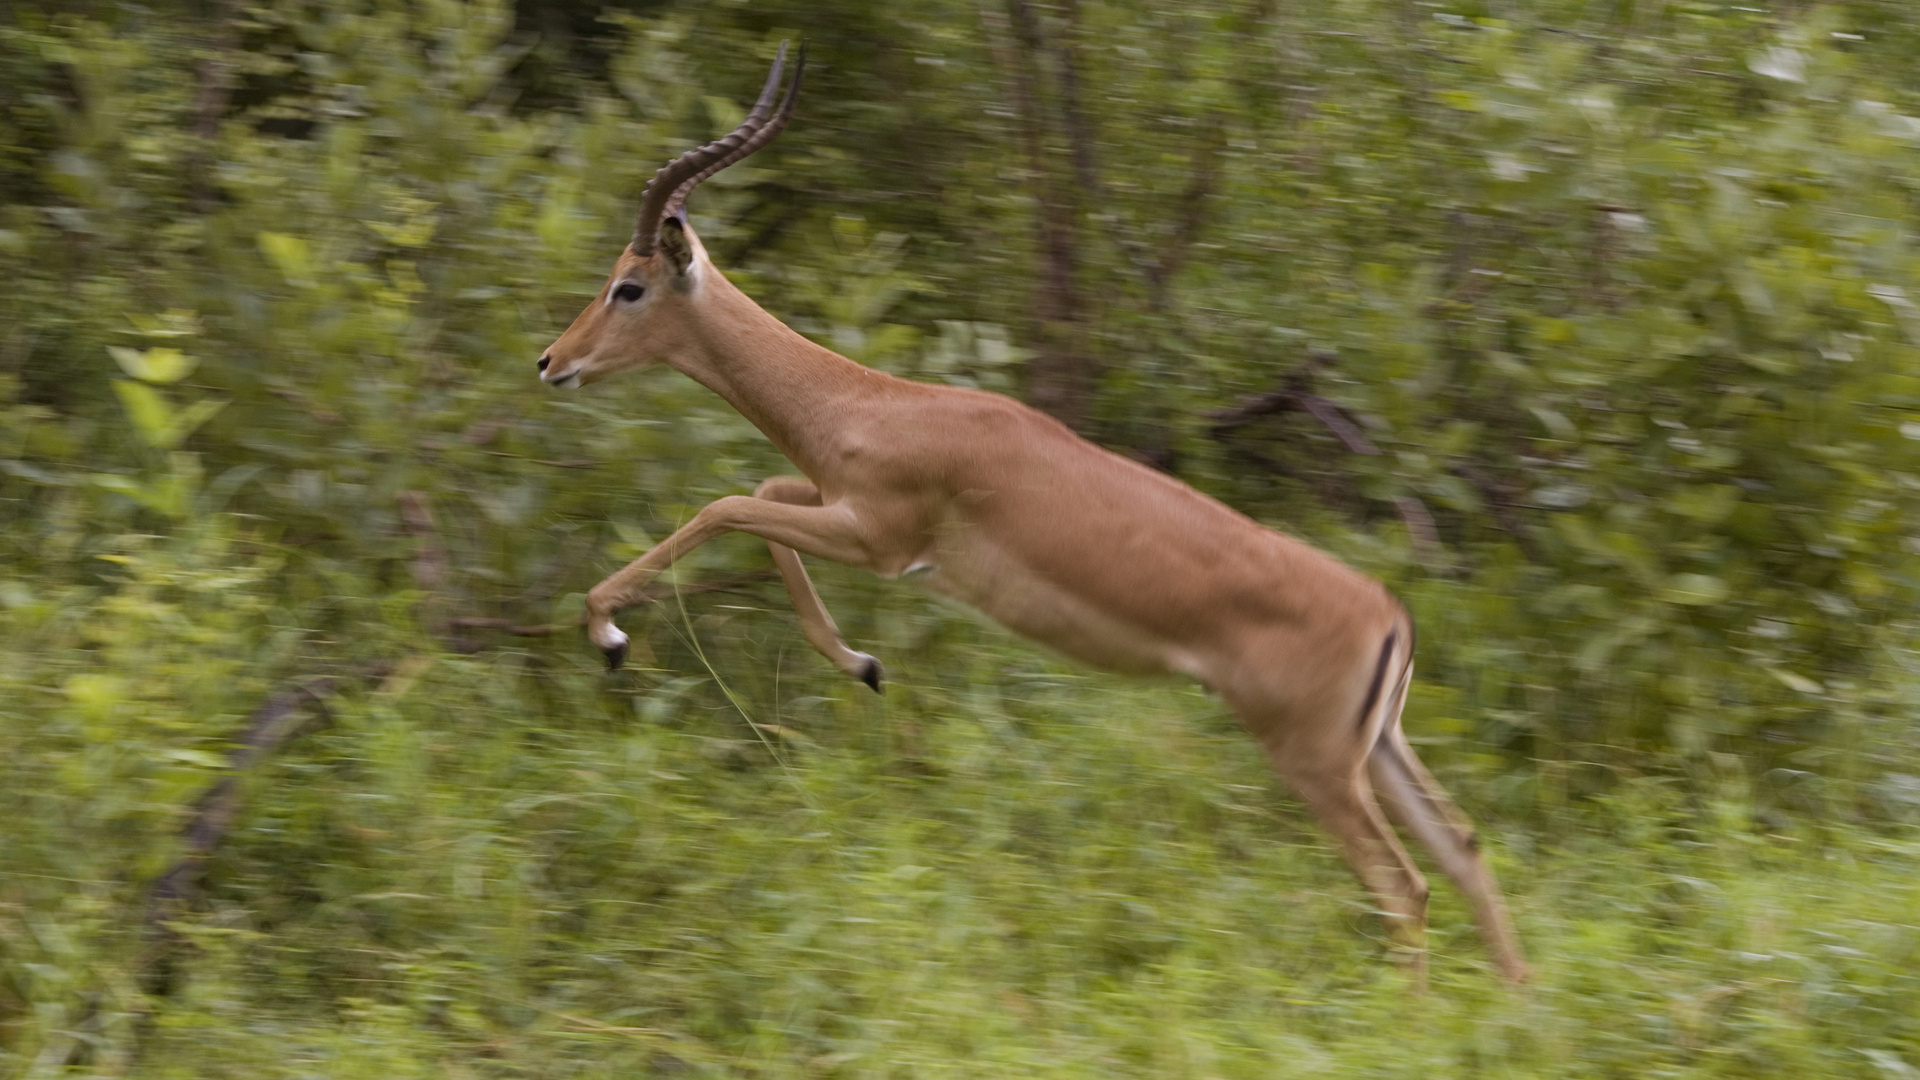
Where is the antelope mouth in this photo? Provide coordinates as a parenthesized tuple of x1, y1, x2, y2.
(543, 370, 582, 389)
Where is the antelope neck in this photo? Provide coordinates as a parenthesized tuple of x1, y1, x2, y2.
(670, 276, 877, 477)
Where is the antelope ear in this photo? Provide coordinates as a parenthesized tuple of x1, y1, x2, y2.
(658, 216, 697, 278)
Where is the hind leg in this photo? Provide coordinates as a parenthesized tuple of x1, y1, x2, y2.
(1270, 753, 1433, 985)
(1369, 724, 1529, 982)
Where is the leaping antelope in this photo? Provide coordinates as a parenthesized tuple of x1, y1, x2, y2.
(536, 44, 1528, 983)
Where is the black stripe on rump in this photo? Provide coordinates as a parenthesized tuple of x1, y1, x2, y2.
(1354, 628, 1398, 733)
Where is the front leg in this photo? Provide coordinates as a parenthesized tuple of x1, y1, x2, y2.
(587, 495, 874, 670)
(753, 477, 884, 691)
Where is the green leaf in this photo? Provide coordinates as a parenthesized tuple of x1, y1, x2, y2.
(161, 747, 231, 769)
(1768, 667, 1825, 695)
(171, 399, 227, 445)
(63, 672, 125, 721)
(88, 473, 171, 515)
(111, 381, 223, 449)
(113, 380, 175, 448)
(258, 231, 313, 285)
(87, 473, 147, 499)
(108, 346, 197, 384)
(1665, 484, 1741, 524)
(367, 217, 437, 248)
(703, 94, 747, 134)
(1663, 573, 1730, 606)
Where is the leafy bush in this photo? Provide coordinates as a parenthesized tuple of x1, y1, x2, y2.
(2, 1, 1918, 1074)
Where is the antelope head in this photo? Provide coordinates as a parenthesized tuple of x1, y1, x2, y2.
(537, 43, 804, 389)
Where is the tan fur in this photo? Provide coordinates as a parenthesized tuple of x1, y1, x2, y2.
(538, 220, 1528, 984)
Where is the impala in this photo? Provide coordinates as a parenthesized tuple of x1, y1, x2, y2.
(536, 44, 1528, 983)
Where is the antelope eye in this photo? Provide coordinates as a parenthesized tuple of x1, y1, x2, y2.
(612, 282, 644, 303)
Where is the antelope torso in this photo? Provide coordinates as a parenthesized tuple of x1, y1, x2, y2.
(811, 382, 1399, 699)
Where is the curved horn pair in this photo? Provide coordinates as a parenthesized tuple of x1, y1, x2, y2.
(631, 41, 807, 257)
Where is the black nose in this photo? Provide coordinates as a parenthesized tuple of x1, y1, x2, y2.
(537, 355, 551, 372)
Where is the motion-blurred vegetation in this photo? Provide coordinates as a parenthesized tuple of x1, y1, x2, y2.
(2, 0, 1918, 1075)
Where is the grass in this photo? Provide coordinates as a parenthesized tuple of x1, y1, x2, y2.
(3, 592, 1917, 1078)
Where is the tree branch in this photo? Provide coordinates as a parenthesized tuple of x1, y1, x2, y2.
(1452, 460, 1543, 560)
(1392, 495, 1444, 568)
(1204, 350, 1378, 455)
(147, 679, 345, 915)
(1205, 354, 1445, 567)
(142, 667, 389, 994)
(397, 490, 452, 642)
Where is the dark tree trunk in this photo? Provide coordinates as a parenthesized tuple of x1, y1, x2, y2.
(995, 0, 1093, 432)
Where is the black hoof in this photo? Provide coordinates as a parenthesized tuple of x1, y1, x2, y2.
(858, 655, 884, 693)
(603, 642, 628, 672)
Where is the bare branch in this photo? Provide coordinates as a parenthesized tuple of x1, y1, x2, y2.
(482, 451, 601, 469)
(147, 678, 345, 915)
(1204, 355, 1320, 430)
(1392, 495, 1444, 568)
(397, 490, 452, 643)
(1452, 461, 1543, 560)
(446, 616, 571, 636)
(1207, 355, 1441, 567)
(1300, 395, 1380, 456)
(1205, 351, 1378, 455)
(142, 666, 389, 994)
(396, 491, 448, 595)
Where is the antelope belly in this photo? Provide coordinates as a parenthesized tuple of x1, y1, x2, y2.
(905, 535, 1199, 679)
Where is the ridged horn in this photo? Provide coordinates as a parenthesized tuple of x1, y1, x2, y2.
(631, 41, 806, 256)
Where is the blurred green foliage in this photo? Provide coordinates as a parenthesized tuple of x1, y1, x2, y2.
(2, 0, 1919, 1075)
